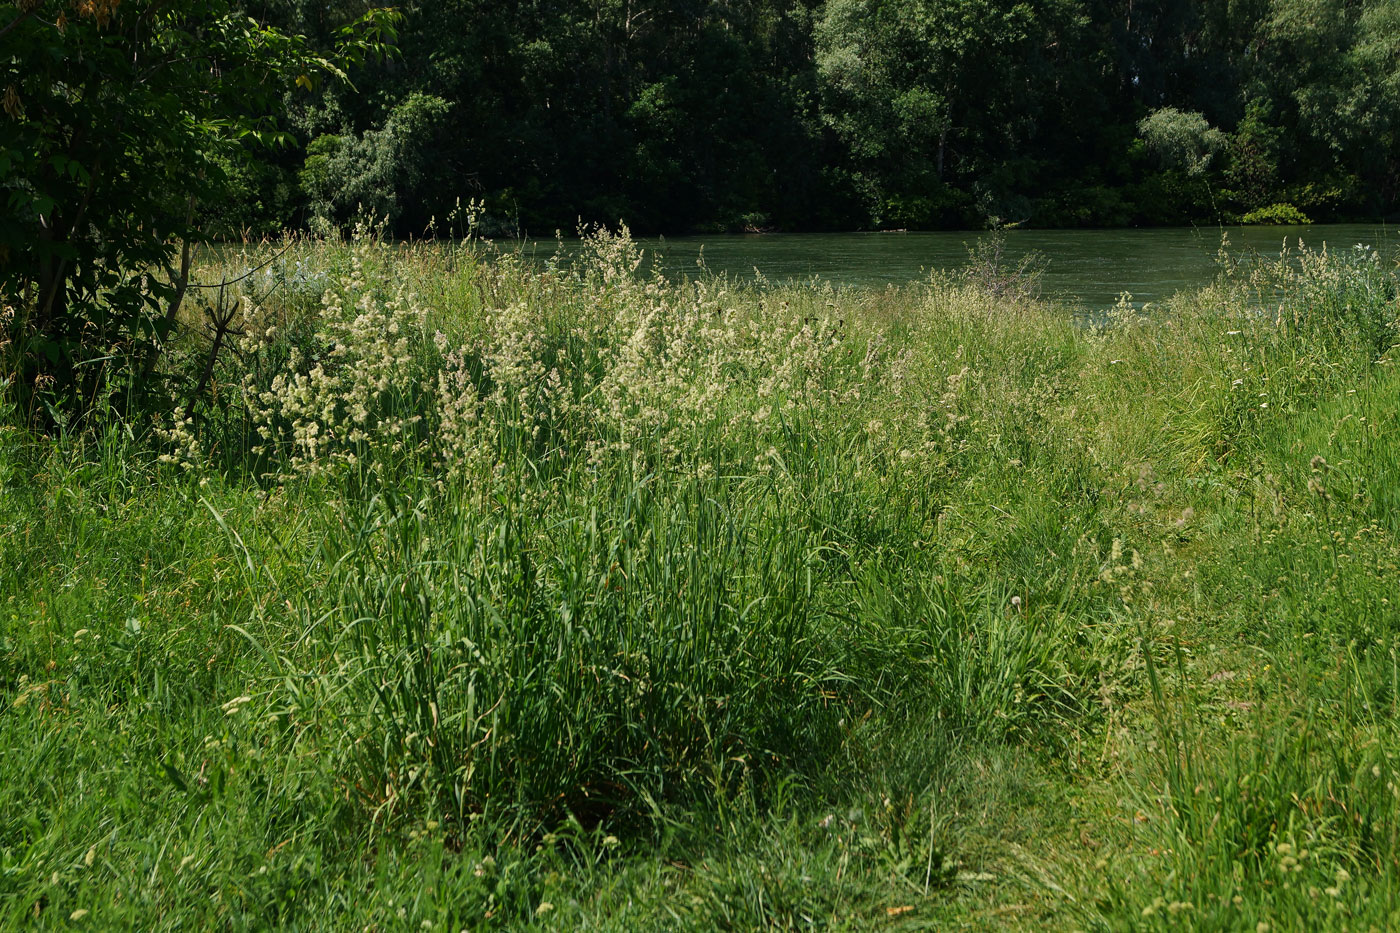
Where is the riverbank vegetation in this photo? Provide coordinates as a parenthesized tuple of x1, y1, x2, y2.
(3, 229, 1398, 928)
(5, 3, 1400, 926)
(6, 0, 1400, 239)
(242, 0, 1400, 232)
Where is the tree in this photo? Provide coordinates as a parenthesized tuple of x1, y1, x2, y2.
(814, 0, 1074, 227)
(301, 92, 454, 231)
(1138, 107, 1228, 177)
(1258, 0, 1400, 211)
(0, 0, 395, 413)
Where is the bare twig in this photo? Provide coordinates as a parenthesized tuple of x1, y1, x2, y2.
(183, 247, 289, 420)
(186, 242, 294, 289)
(185, 285, 238, 421)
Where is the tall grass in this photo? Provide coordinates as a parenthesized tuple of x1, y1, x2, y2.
(2, 227, 1397, 929)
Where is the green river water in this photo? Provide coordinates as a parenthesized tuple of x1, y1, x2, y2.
(522, 223, 1396, 310)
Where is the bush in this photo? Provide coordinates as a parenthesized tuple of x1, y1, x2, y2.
(1240, 202, 1312, 225)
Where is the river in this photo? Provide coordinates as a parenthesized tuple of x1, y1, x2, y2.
(519, 223, 1396, 310)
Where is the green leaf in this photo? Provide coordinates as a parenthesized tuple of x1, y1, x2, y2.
(161, 762, 188, 794)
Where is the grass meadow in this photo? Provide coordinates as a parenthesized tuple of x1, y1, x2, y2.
(2, 228, 1398, 930)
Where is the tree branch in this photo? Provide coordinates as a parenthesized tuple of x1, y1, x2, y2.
(0, 6, 36, 43)
(140, 195, 197, 384)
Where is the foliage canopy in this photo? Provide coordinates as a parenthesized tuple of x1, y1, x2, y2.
(0, 0, 395, 410)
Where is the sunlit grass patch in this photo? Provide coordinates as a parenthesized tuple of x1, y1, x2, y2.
(2, 229, 1397, 928)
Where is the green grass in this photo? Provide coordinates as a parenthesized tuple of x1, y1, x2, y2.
(2, 230, 1398, 929)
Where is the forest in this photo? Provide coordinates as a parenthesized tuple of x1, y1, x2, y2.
(9, 0, 1400, 246)
(260, 0, 1400, 234)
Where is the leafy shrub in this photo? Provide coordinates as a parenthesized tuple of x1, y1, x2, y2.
(301, 93, 454, 230)
(1240, 202, 1312, 225)
(958, 232, 1046, 302)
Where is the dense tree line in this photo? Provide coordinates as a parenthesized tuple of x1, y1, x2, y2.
(5, 0, 1400, 279)
(244, 0, 1400, 234)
